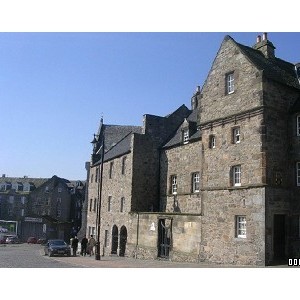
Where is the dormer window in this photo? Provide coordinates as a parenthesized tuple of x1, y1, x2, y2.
(183, 129, 189, 144)
(226, 72, 234, 94)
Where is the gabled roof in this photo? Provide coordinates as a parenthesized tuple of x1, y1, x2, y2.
(228, 36, 300, 90)
(162, 109, 200, 149)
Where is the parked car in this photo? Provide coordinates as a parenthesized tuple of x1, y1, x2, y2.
(6, 236, 21, 244)
(44, 239, 71, 257)
(27, 237, 37, 244)
(37, 238, 46, 244)
(0, 234, 7, 244)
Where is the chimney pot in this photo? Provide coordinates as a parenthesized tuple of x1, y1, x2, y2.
(262, 32, 268, 41)
(257, 35, 261, 43)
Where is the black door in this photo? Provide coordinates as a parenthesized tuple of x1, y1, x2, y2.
(119, 226, 127, 257)
(273, 214, 286, 261)
(158, 219, 172, 259)
(111, 225, 118, 255)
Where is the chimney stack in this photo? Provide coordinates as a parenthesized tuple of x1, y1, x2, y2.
(253, 32, 275, 59)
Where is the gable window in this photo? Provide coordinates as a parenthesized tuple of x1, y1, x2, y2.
(192, 172, 200, 193)
(109, 162, 114, 179)
(297, 162, 300, 186)
(236, 216, 246, 238)
(108, 196, 112, 212)
(121, 157, 126, 175)
(226, 72, 234, 94)
(232, 165, 241, 186)
(209, 135, 216, 149)
(170, 175, 177, 194)
(297, 115, 300, 136)
(232, 127, 240, 144)
(183, 129, 189, 144)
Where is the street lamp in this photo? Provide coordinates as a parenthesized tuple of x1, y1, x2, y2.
(95, 135, 105, 260)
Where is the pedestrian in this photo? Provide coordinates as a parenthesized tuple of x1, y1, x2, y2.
(71, 236, 79, 256)
(81, 236, 88, 256)
(88, 235, 96, 256)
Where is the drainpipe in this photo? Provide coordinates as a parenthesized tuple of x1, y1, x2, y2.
(135, 212, 139, 259)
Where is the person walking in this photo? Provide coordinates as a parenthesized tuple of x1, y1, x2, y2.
(71, 236, 79, 256)
(81, 236, 88, 256)
(88, 235, 96, 256)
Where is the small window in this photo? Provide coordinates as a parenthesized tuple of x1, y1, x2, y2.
(109, 162, 114, 179)
(108, 196, 112, 212)
(232, 165, 241, 186)
(121, 157, 126, 175)
(120, 197, 125, 212)
(297, 115, 300, 136)
(192, 172, 200, 193)
(297, 162, 300, 186)
(232, 127, 240, 144)
(183, 129, 189, 144)
(93, 198, 97, 212)
(236, 216, 246, 238)
(104, 230, 109, 247)
(95, 167, 99, 182)
(89, 199, 93, 212)
(170, 175, 177, 194)
(90, 174, 94, 183)
(226, 72, 234, 94)
(209, 135, 216, 149)
(45, 186, 49, 193)
(58, 187, 62, 193)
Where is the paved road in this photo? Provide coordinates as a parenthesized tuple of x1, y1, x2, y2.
(0, 243, 289, 268)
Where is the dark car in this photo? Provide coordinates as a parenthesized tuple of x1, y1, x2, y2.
(37, 238, 46, 244)
(44, 239, 71, 257)
(6, 236, 21, 244)
(27, 237, 37, 244)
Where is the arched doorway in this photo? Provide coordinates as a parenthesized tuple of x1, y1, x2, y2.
(119, 226, 127, 257)
(111, 225, 118, 255)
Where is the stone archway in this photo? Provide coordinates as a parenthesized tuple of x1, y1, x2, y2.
(119, 226, 127, 257)
(111, 225, 118, 255)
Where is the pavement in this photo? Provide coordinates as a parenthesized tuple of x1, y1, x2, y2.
(39, 249, 289, 268)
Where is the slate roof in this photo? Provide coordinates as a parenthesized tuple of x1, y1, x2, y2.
(227, 35, 300, 90)
(162, 109, 201, 149)
(0, 177, 49, 189)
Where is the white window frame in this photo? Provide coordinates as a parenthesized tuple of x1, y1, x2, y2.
(171, 175, 177, 195)
(233, 127, 240, 144)
(297, 162, 300, 186)
(236, 216, 246, 238)
(192, 172, 200, 193)
(183, 129, 189, 144)
(226, 72, 234, 94)
(232, 165, 241, 186)
(297, 115, 300, 136)
(209, 135, 216, 149)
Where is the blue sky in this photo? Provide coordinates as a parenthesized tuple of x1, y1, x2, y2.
(1, 32, 300, 180)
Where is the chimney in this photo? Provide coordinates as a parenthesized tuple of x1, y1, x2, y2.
(191, 85, 200, 110)
(253, 32, 275, 59)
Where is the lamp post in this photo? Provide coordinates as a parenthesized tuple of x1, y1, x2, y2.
(95, 136, 104, 260)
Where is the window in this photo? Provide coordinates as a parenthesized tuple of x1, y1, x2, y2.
(226, 72, 234, 94)
(90, 174, 94, 183)
(89, 199, 93, 212)
(236, 216, 246, 238)
(192, 172, 200, 193)
(45, 186, 49, 193)
(121, 157, 126, 175)
(58, 187, 62, 193)
(56, 198, 61, 217)
(297, 162, 300, 186)
(93, 198, 97, 212)
(171, 175, 177, 194)
(95, 167, 99, 182)
(104, 230, 109, 247)
(183, 129, 189, 144)
(108, 196, 112, 212)
(109, 162, 114, 179)
(297, 115, 300, 136)
(232, 127, 240, 144)
(120, 197, 125, 212)
(209, 135, 216, 149)
(232, 165, 241, 186)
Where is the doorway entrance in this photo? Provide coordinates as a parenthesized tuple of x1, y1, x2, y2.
(158, 218, 172, 259)
(273, 214, 286, 261)
(111, 225, 118, 255)
(119, 226, 127, 257)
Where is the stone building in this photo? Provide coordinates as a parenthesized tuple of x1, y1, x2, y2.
(86, 33, 300, 265)
(0, 174, 85, 241)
